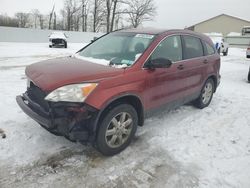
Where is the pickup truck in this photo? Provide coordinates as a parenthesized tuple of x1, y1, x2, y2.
(205, 33, 229, 56)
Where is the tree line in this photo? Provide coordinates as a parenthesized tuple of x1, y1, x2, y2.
(0, 0, 156, 33)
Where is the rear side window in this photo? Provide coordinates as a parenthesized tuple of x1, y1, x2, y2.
(183, 36, 204, 59)
(204, 42, 215, 55)
(151, 35, 182, 62)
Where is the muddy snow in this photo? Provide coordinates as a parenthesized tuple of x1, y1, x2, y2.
(0, 43, 250, 188)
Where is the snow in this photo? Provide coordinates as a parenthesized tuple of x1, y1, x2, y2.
(49, 32, 67, 40)
(0, 43, 250, 187)
(204, 32, 223, 37)
(74, 53, 110, 66)
(227, 32, 241, 37)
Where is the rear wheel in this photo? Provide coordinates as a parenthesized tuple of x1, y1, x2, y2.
(217, 47, 221, 54)
(194, 79, 214, 109)
(64, 41, 67, 48)
(96, 104, 138, 156)
(223, 48, 228, 56)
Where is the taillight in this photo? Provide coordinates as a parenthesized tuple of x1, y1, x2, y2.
(247, 48, 250, 50)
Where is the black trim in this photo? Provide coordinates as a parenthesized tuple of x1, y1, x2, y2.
(92, 93, 144, 136)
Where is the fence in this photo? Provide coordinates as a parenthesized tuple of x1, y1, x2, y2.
(0, 26, 104, 43)
(225, 35, 250, 47)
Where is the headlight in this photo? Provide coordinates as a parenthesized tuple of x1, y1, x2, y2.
(45, 83, 98, 102)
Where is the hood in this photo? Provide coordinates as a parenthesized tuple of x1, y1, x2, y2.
(49, 32, 67, 40)
(26, 57, 124, 92)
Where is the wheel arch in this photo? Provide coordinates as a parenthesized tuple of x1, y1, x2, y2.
(92, 94, 144, 135)
(207, 75, 218, 92)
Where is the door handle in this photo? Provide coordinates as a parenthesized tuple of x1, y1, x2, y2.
(177, 64, 184, 70)
(203, 59, 208, 64)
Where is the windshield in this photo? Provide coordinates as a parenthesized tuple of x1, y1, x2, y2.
(76, 32, 155, 68)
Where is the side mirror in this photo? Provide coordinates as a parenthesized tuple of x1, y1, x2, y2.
(147, 58, 172, 69)
(91, 37, 99, 43)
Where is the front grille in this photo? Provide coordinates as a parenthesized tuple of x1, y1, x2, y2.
(27, 82, 50, 112)
(52, 39, 64, 44)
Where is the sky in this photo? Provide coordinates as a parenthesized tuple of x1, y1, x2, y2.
(1, 0, 250, 29)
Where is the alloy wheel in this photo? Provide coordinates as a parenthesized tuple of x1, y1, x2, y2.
(105, 112, 133, 148)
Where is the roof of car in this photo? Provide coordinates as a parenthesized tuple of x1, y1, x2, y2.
(117, 27, 205, 36)
(117, 28, 167, 35)
(115, 27, 212, 44)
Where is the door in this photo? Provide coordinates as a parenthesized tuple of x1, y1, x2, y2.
(144, 35, 187, 110)
(180, 35, 209, 97)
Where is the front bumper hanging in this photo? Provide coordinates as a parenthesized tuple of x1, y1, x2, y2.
(16, 93, 98, 142)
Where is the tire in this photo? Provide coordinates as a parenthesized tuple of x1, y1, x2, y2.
(194, 79, 215, 109)
(247, 55, 250, 59)
(223, 48, 228, 56)
(49, 45, 52, 48)
(64, 41, 67, 48)
(96, 104, 138, 156)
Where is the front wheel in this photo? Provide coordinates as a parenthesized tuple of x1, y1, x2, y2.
(194, 79, 214, 109)
(96, 104, 138, 156)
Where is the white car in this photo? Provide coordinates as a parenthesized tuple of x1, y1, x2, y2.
(49, 32, 68, 48)
(205, 33, 229, 56)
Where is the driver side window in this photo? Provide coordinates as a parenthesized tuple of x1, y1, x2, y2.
(151, 35, 182, 62)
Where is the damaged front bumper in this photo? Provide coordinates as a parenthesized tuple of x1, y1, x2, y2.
(16, 93, 99, 142)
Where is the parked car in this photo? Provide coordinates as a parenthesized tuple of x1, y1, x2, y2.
(205, 33, 229, 56)
(16, 28, 221, 156)
(246, 42, 250, 58)
(49, 32, 68, 48)
(242, 26, 250, 36)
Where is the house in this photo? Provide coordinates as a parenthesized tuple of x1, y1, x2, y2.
(188, 14, 250, 36)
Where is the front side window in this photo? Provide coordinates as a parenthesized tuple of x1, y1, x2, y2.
(77, 32, 155, 68)
(183, 35, 203, 59)
(150, 35, 182, 62)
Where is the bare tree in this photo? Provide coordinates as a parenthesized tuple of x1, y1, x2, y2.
(53, 12, 57, 30)
(81, 0, 89, 32)
(104, 0, 119, 32)
(124, 0, 156, 28)
(63, 0, 82, 31)
(110, 0, 118, 32)
(0, 14, 19, 27)
(92, 0, 104, 32)
(48, 4, 55, 29)
(15, 12, 29, 28)
(38, 14, 44, 29)
(0, 0, 157, 31)
(105, 0, 111, 32)
(31, 9, 40, 28)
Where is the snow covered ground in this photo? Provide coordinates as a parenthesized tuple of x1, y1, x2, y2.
(0, 43, 250, 188)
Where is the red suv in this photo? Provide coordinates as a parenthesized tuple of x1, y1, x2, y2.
(17, 28, 220, 156)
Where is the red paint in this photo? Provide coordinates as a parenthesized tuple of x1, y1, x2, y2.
(25, 29, 220, 111)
